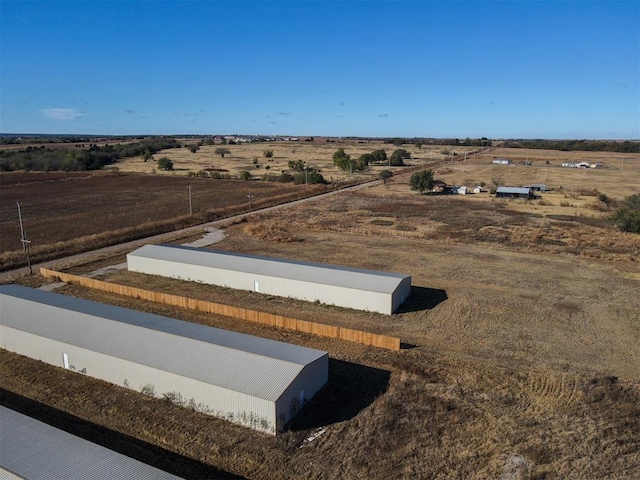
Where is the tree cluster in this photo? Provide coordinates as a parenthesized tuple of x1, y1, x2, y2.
(157, 157, 174, 171)
(0, 137, 180, 172)
(390, 149, 411, 166)
(610, 194, 640, 233)
(409, 170, 435, 194)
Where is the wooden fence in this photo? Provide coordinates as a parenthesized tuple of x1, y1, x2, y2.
(40, 268, 401, 351)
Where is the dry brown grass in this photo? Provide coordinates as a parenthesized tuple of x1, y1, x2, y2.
(2, 147, 640, 478)
(244, 221, 303, 243)
(116, 140, 477, 181)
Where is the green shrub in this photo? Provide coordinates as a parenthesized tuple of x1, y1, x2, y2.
(610, 194, 640, 233)
(157, 157, 173, 171)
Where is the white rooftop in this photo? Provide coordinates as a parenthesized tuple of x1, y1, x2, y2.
(129, 244, 410, 294)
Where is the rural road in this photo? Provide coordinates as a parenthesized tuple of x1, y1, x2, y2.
(0, 176, 385, 282)
(2, 149, 490, 282)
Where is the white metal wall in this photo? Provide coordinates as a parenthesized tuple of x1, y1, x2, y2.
(128, 255, 400, 314)
(275, 355, 329, 429)
(1, 325, 281, 434)
(391, 277, 412, 313)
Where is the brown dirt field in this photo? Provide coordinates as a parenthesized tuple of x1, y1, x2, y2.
(0, 171, 330, 270)
(2, 147, 640, 478)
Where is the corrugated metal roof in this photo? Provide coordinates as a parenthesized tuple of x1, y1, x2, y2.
(496, 187, 532, 195)
(0, 285, 327, 402)
(129, 244, 410, 294)
(0, 406, 183, 480)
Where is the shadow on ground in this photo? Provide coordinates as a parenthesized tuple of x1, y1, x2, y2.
(395, 286, 448, 314)
(288, 358, 391, 432)
(0, 390, 245, 480)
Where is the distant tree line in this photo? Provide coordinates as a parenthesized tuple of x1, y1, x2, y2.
(500, 139, 639, 153)
(0, 137, 180, 172)
(0, 135, 139, 145)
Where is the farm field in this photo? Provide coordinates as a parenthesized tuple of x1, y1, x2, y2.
(0, 171, 330, 271)
(1, 147, 640, 479)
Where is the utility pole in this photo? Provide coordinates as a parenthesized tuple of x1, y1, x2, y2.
(188, 185, 193, 215)
(16, 201, 32, 274)
(247, 193, 254, 215)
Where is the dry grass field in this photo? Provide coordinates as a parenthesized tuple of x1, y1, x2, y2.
(1, 145, 640, 479)
(116, 140, 478, 181)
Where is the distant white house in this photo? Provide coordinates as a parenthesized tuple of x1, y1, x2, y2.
(576, 162, 590, 169)
(472, 186, 482, 194)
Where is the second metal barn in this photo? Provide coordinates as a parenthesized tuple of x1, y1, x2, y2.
(127, 244, 412, 314)
(0, 285, 328, 435)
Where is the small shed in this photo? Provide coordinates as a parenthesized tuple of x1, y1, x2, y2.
(432, 180, 447, 193)
(524, 183, 547, 192)
(0, 285, 329, 435)
(495, 187, 534, 199)
(127, 244, 412, 314)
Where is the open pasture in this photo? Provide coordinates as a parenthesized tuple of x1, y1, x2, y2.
(115, 140, 479, 180)
(438, 147, 640, 200)
(2, 145, 639, 478)
(4, 188, 639, 477)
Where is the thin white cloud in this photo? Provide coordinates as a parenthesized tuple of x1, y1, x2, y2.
(42, 107, 87, 120)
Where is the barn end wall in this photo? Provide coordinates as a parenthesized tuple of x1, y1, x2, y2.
(0, 326, 278, 434)
(127, 255, 402, 314)
(391, 276, 412, 313)
(275, 354, 329, 431)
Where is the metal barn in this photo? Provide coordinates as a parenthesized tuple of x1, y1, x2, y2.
(0, 406, 183, 480)
(0, 285, 328, 435)
(127, 244, 412, 315)
(495, 187, 534, 199)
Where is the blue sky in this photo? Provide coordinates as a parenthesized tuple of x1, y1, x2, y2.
(1, 1, 638, 138)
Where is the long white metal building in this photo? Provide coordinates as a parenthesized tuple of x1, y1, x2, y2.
(0, 406, 183, 480)
(127, 244, 412, 314)
(0, 285, 328, 435)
